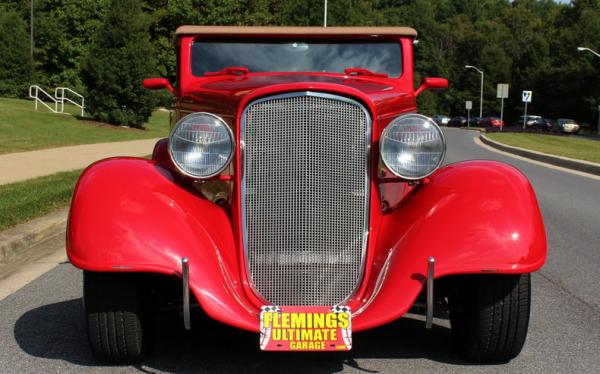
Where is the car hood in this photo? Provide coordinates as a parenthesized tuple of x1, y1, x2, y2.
(182, 73, 415, 121)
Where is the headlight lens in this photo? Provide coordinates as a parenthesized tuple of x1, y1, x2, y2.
(169, 112, 233, 178)
(380, 113, 445, 179)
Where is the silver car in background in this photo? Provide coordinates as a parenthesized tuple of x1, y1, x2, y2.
(432, 114, 451, 126)
(556, 118, 580, 134)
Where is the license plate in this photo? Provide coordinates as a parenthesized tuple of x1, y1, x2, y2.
(259, 305, 352, 351)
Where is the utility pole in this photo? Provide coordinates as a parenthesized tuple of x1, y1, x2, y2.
(522, 91, 532, 130)
(577, 46, 600, 58)
(323, 0, 328, 27)
(465, 65, 484, 118)
(497, 84, 509, 132)
(30, 0, 34, 58)
(577, 47, 600, 134)
(466, 101, 472, 128)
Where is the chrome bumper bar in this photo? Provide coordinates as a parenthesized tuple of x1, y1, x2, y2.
(426, 256, 435, 329)
(182, 257, 191, 330)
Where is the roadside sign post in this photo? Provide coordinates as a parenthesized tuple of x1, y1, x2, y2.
(522, 91, 532, 129)
(466, 101, 472, 128)
(497, 84, 509, 131)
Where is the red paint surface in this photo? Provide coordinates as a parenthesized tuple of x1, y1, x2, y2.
(142, 78, 175, 94)
(67, 158, 546, 332)
(68, 32, 546, 334)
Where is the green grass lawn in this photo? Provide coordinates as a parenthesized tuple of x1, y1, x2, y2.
(0, 98, 170, 154)
(0, 153, 152, 230)
(0, 169, 82, 230)
(486, 132, 600, 164)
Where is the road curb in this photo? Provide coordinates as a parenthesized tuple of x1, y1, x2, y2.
(0, 208, 68, 263)
(458, 127, 486, 133)
(480, 135, 600, 176)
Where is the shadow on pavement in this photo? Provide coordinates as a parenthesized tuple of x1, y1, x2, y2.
(15, 298, 472, 373)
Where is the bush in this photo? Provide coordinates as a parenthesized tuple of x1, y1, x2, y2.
(81, 0, 156, 127)
(0, 6, 34, 97)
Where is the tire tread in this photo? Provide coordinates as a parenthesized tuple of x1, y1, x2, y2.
(451, 274, 531, 363)
(84, 271, 145, 363)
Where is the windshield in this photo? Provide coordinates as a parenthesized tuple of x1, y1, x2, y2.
(191, 39, 402, 77)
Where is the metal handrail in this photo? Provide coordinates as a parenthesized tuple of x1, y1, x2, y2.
(55, 87, 85, 116)
(28, 85, 58, 113)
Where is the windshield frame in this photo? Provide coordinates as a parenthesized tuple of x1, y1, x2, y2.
(190, 36, 404, 79)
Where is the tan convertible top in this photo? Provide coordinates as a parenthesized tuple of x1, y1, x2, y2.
(175, 26, 417, 39)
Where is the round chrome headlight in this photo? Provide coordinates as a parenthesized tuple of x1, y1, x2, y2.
(380, 114, 445, 180)
(169, 112, 234, 178)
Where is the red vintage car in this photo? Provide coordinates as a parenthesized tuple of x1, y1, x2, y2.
(67, 26, 546, 364)
(481, 116, 506, 128)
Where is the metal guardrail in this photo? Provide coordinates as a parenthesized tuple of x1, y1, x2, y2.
(54, 87, 85, 117)
(28, 85, 59, 113)
(28, 85, 85, 116)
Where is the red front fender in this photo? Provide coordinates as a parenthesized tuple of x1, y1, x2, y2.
(67, 158, 546, 333)
(353, 160, 546, 329)
(67, 158, 259, 331)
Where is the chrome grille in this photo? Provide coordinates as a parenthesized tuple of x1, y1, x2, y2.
(241, 92, 370, 306)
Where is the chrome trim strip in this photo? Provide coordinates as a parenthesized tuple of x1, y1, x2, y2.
(182, 257, 191, 330)
(240, 91, 372, 306)
(426, 256, 435, 329)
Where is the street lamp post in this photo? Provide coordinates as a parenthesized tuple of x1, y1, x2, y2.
(577, 46, 600, 58)
(465, 65, 484, 119)
(577, 47, 600, 134)
(323, 0, 327, 27)
(30, 0, 34, 58)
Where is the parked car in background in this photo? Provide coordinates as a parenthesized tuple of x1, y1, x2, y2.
(468, 117, 483, 127)
(517, 115, 554, 131)
(448, 116, 467, 127)
(517, 115, 542, 127)
(481, 117, 505, 128)
(432, 114, 451, 126)
(555, 118, 580, 134)
(533, 117, 553, 131)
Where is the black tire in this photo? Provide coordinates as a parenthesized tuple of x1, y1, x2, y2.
(84, 271, 147, 363)
(449, 274, 531, 363)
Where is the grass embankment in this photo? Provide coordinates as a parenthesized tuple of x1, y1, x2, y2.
(486, 132, 600, 164)
(0, 154, 153, 230)
(0, 98, 169, 154)
(0, 169, 81, 230)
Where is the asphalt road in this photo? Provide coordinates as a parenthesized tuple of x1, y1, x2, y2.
(1, 127, 599, 373)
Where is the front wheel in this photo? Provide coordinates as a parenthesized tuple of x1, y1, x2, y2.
(83, 271, 147, 363)
(449, 274, 531, 363)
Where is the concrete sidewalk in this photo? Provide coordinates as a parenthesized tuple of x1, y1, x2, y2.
(0, 138, 160, 185)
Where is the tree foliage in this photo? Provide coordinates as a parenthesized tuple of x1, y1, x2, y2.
(80, 0, 156, 126)
(1, 0, 599, 127)
(0, 4, 34, 97)
(33, 0, 108, 91)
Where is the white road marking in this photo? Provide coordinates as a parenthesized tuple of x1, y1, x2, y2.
(473, 136, 600, 181)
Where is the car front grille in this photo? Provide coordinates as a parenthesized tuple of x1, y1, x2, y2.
(241, 92, 371, 306)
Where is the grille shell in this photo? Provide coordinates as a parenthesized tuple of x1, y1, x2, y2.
(241, 92, 371, 306)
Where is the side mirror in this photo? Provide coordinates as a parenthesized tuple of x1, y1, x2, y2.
(415, 77, 448, 96)
(143, 78, 175, 94)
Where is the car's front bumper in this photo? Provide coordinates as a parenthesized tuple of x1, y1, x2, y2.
(67, 157, 546, 332)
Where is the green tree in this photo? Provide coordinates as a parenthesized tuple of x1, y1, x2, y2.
(4, 0, 598, 127)
(81, 0, 157, 126)
(0, 5, 34, 97)
(33, 0, 109, 91)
